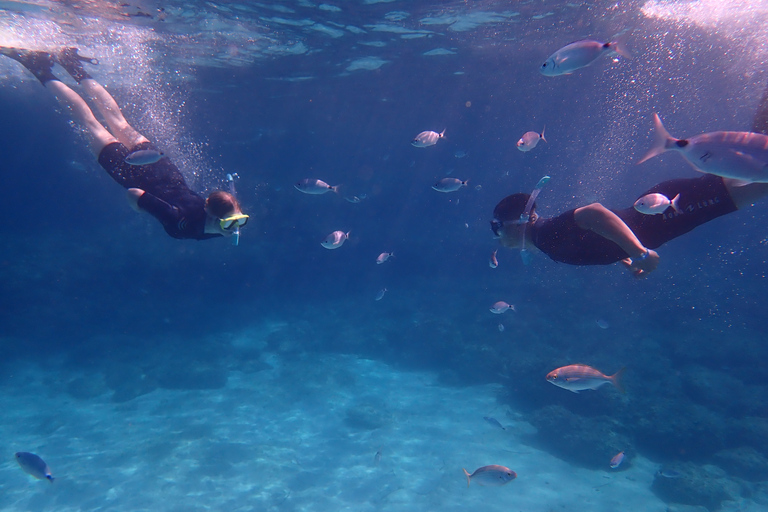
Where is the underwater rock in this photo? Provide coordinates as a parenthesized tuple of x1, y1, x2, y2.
(713, 447, 768, 481)
(66, 375, 107, 400)
(344, 399, 391, 430)
(651, 462, 738, 511)
(105, 365, 158, 403)
(528, 405, 631, 469)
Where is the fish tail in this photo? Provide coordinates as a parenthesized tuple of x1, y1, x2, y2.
(462, 468, 472, 487)
(540, 125, 547, 143)
(670, 193, 682, 213)
(609, 31, 632, 59)
(440, 129, 446, 138)
(331, 185, 340, 194)
(610, 367, 626, 394)
(638, 113, 675, 164)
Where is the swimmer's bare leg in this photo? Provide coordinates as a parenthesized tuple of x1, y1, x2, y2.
(45, 80, 118, 154)
(80, 78, 149, 149)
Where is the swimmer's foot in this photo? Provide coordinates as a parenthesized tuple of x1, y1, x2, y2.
(55, 47, 98, 83)
(0, 47, 57, 84)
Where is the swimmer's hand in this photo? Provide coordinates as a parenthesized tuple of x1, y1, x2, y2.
(126, 188, 145, 212)
(621, 249, 659, 278)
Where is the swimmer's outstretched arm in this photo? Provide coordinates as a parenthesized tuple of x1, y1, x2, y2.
(574, 203, 659, 277)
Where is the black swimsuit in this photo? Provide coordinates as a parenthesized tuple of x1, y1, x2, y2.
(530, 174, 738, 265)
(98, 142, 219, 240)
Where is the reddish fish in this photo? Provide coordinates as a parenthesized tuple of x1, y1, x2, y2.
(610, 451, 625, 469)
(462, 465, 517, 487)
(546, 364, 625, 393)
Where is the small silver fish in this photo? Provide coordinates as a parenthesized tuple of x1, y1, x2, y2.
(490, 301, 515, 314)
(462, 465, 517, 487)
(610, 451, 625, 469)
(412, 129, 445, 147)
(483, 416, 506, 430)
(124, 149, 164, 166)
(657, 469, 682, 479)
(345, 196, 362, 203)
(596, 319, 610, 330)
(454, 149, 469, 158)
(321, 230, 349, 249)
(489, 249, 499, 269)
(498, 323, 505, 332)
(432, 178, 468, 192)
(517, 128, 546, 152)
(374, 448, 383, 466)
(634, 193, 681, 215)
(376, 252, 394, 264)
(375, 288, 387, 301)
(546, 364, 625, 393)
(638, 113, 768, 183)
(295, 179, 339, 195)
(540, 36, 631, 76)
(15, 452, 54, 482)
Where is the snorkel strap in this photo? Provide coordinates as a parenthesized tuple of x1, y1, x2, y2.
(226, 173, 240, 246)
(519, 175, 551, 265)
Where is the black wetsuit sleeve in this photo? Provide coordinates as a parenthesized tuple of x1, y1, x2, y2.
(136, 191, 181, 227)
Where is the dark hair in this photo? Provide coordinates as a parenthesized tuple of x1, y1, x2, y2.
(492, 193, 534, 224)
(205, 191, 241, 218)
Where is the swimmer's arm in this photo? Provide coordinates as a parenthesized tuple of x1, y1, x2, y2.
(129, 188, 179, 224)
(126, 188, 145, 212)
(574, 203, 659, 276)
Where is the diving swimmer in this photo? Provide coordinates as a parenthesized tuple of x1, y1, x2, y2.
(1, 47, 248, 240)
(491, 111, 768, 277)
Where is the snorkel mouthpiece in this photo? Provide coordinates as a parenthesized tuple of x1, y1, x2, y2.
(519, 175, 550, 265)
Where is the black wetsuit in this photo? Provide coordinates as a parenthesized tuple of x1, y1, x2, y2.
(530, 174, 738, 265)
(98, 142, 220, 240)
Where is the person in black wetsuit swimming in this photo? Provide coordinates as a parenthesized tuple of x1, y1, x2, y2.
(1, 47, 248, 241)
(491, 104, 768, 278)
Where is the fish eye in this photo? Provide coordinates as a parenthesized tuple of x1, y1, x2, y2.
(541, 62, 547, 68)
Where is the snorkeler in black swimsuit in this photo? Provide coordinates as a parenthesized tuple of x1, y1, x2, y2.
(492, 114, 768, 277)
(1, 47, 248, 241)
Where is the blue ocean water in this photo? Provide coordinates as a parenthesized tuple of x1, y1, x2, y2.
(1, 1, 768, 510)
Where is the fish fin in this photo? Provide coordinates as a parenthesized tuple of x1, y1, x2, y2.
(670, 193, 682, 213)
(609, 31, 632, 59)
(569, 389, 580, 394)
(440, 129, 446, 138)
(540, 125, 547, 143)
(345, 231, 351, 239)
(611, 367, 627, 394)
(638, 113, 675, 164)
(331, 185, 341, 194)
(463, 468, 472, 487)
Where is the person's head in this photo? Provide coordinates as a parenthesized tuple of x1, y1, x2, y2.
(205, 190, 248, 235)
(490, 193, 536, 248)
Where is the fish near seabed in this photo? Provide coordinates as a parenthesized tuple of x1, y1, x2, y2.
(540, 34, 631, 76)
(463, 465, 517, 487)
(546, 364, 625, 393)
(412, 129, 445, 147)
(15, 452, 54, 482)
(610, 451, 625, 469)
(638, 113, 768, 183)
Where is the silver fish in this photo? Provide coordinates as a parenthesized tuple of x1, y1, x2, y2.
(295, 178, 339, 194)
(321, 230, 349, 249)
(124, 149, 164, 166)
(462, 465, 517, 487)
(546, 364, 625, 393)
(432, 178, 468, 192)
(412, 129, 445, 147)
(375, 288, 387, 301)
(540, 36, 630, 76)
(15, 452, 54, 482)
(490, 301, 515, 314)
(516, 128, 546, 152)
(489, 249, 498, 269)
(376, 252, 394, 264)
(634, 192, 681, 215)
(638, 113, 768, 183)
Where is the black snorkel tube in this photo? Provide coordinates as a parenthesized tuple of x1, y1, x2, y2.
(518, 175, 550, 265)
(226, 173, 240, 246)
